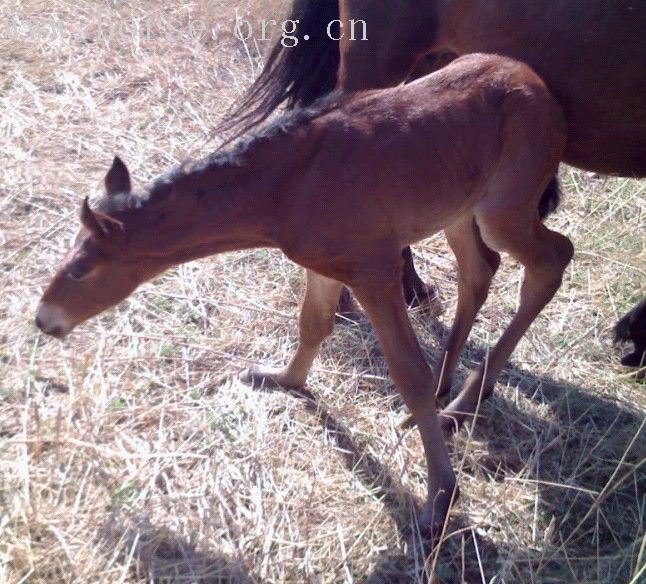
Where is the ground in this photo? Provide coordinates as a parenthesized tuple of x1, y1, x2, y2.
(0, 2, 644, 583)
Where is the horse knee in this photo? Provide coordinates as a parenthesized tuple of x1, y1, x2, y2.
(484, 247, 501, 274)
(538, 232, 573, 286)
(458, 260, 496, 309)
(549, 231, 574, 268)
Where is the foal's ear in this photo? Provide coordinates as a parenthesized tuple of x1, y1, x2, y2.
(80, 197, 124, 236)
(105, 156, 131, 196)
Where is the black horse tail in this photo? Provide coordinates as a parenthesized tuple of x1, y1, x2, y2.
(217, 0, 341, 142)
(538, 174, 561, 220)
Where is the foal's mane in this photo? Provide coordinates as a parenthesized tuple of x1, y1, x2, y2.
(97, 92, 342, 216)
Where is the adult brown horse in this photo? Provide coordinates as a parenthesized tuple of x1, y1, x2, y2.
(36, 54, 572, 538)
(222, 0, 646, 304)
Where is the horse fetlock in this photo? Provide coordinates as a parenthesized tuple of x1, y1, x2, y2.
(439, 375, 494, 433)
(419, 479, 459, 541)
(240, 363, 305, 390)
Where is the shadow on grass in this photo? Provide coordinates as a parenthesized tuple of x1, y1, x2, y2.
(252, 310, 645, 583)
(251, 379, 501, 583)
(98, 516, 252, 583)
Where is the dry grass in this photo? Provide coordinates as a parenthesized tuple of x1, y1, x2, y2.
(1, 1, 645, 582)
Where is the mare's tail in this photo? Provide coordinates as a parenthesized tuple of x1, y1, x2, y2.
(538, 175, 561, 220)
(218, 0, 341, 141)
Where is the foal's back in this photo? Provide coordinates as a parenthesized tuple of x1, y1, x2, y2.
(284, 54, 566, 252)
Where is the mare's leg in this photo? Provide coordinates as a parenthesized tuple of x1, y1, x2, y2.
(436, 217, 500, 398)
(401, 247, 437, 307)
(441, 213, 573, 432)
(242, 270, 343, 388)
(349, 256, 457, 537)
(399, 55, 460, 309)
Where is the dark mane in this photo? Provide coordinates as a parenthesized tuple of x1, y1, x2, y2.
(204, 90, 342, 169)
(96, 92, 342, 215)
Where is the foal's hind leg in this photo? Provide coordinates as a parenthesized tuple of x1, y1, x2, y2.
(441, 214, 573, 432)
(242, 270, 343, 388)
(436, 216, 500, 398)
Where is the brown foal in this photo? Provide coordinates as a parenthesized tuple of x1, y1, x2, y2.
(226, 0, 645, 307)
(36, 55, 573, 537)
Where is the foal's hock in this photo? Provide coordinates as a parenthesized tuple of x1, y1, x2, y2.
(36, 54, 573, 538)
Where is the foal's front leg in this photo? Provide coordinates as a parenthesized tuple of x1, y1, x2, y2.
(336, 247, 437, 319)
(241, 269, 343, 388)
(351, 268, 457, 537)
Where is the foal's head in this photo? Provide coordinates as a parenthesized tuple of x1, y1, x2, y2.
(36, 157, 168, 338)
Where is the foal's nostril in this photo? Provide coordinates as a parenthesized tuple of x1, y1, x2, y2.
(49, 326, 64, 339)
(35, 314, 66, 338)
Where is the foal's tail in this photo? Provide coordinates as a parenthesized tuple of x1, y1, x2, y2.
(538, 175, 561, 220)
(217, 0, 341, 142)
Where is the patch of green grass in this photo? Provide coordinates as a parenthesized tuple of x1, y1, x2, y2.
(106, 481, 139, 511)
(209, 411, 244, 441)
(109, 397, 128, 411)
(0, 387, 14, 401)
(160, 343, 177, 358)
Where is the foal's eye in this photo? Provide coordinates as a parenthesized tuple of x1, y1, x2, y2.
(66, 262, 92, 281)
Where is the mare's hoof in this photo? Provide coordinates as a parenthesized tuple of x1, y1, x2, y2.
(240, 364, 301, 390)
(399, 414, 416, 430)
(439, 411, 464, 434)
(336, 283, 444, 325)
(435, 380, 453, 400)
(404, 282, 443, 315)
(621, 350, 645, 368)
(335, 287, 363, 324)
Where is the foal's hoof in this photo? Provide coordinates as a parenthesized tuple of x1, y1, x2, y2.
(399, 413, 416, 430)
(240, 364, 301, 390)
(417, 508, 446, 544)
(417, 485, 459, 543)
(439, 378, 494, 433)
(439, 398, 483, 434)
(398, 387, 451, 431)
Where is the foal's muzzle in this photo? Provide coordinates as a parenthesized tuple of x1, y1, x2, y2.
(35, 304, 72, 339)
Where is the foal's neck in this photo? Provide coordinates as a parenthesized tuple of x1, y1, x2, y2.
(132, 130, 310, 264)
